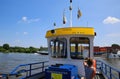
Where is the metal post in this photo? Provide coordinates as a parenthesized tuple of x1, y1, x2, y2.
(101, 62, 103, 72)
(105, 64, 107, 75)
(119, 72, 120, 79)
(6, 75, 9, 79)
(29, 64, 32, 76)
(42, 62, 45, 72)
(109, 66, 112, 79)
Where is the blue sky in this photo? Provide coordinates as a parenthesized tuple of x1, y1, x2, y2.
(0, 0, 120, 48)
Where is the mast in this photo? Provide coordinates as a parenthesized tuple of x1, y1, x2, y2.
(69, 0, 72, 27)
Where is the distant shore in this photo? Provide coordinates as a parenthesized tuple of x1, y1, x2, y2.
(0, 44, 48, 53)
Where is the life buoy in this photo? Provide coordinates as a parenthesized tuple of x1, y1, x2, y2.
(93, 59, 96, 70)
(92, 59, 96, 76)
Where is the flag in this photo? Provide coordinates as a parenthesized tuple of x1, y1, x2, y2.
(63, 12, 67, 24)
(63, 15, 67, 24)
(77, 8, 82, 19)
(53, 22, 56, 26)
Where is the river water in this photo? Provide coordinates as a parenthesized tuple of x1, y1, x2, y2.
(95, 56, 120, 70)
(0, 52, 49, 74)
(0, 52, 120, 74)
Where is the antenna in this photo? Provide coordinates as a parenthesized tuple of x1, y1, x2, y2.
(69, 0, 72, 27)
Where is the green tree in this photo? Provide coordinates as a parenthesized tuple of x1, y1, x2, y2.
(25, 48, 31, 53)
(29, 46, 37, 53)
(112, 44, 119, 48)
(111, 44, 120, 53)
(0, 47, 6, 52)
(3, 43, 9, 50)
(40, 46, 48, 51)
(40, 46, 43, 51)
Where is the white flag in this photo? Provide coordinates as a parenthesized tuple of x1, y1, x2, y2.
(63, 13, 67, 24)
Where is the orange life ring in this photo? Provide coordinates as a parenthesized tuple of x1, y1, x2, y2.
(93, 59, 96, 69)
(92, 59, 96, 76)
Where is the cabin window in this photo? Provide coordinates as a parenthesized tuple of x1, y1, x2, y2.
(50, 38, 67, 58)
(70, 37, 90, 59)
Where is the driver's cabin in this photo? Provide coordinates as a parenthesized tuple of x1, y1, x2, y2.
(45, 27, 96, 76)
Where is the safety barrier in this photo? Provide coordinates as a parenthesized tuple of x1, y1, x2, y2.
(96, 60, 120, 79)
(0, 61, 48, 79)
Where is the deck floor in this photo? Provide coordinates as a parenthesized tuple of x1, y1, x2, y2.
(38, 74, 105, 79)
(94, 74, 105, 79)
(26, 72, 105, 79)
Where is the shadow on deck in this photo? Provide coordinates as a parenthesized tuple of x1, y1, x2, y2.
(95, 73, 105, 79)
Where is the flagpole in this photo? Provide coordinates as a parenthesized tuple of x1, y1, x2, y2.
(70, 0, 72, 27)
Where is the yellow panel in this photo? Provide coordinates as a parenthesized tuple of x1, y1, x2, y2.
(51, 73, 62, 79)
(46, 27, 95, 38)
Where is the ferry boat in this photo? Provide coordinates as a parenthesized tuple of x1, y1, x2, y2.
(35, 51, 48, 55)
(1, 0, 120, 79)
(108, 50, 120, 58)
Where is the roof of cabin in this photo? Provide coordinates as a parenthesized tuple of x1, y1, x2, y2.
(45, 27, 95, 38)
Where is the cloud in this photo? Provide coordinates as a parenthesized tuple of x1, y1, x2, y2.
(103, 16, 120, 24)
(22, 16, 27, 22)
(23, 32, 28, 35)
(28, 18, 40, 23)
(106, 33, 120, 37)
(18, 16, 40, 23)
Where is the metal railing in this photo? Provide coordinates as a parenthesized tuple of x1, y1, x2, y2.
(96, 60, 120, 79)
(0, 61, 49, 79)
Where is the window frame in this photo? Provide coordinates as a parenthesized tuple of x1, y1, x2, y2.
(70, 37, 90, 59)
(50, 38, 67, 58)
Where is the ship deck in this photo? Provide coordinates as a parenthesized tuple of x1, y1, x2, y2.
(25, 72, 105, 79)
(1, 60, 120, 79)
(95, 74, 105, 79)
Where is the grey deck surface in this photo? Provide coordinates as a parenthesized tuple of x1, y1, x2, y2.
(94, 74, 105, 79)
(38, 74, 105, 79)
(25, 72, 105, 79)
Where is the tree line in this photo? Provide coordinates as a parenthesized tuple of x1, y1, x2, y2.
(0, 43, 119, 53)
(0, 43, 48, 53)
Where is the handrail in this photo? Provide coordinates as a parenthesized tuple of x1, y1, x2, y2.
(96, 60, 120, 79)
(1, 61, 49, 79)
(10, 61, 48, 74)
